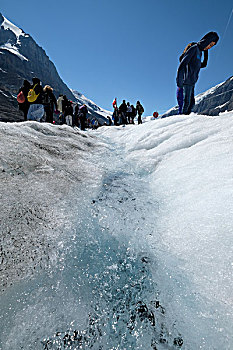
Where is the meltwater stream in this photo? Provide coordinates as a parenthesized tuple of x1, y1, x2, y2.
(0, 138, 183, 350)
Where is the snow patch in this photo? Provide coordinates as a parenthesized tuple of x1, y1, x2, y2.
(195, 80, 226, 104)
(1, 15, 26, 40)
(97, 111, 233, 348)
(0, 89, 9, 97)
(72, 89, 112, 118)
(215, 101, 228, 109)
(0, 43, 28, 61)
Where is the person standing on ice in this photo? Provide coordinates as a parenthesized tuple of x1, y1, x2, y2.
(57, 94, 64, 113)
(43, 85, 58, 123)
(177, 43, 208, 114)
(136, 100, 144, 124)
(126, 102, 132, 124)
(176, 31, 219, 115)
(27, 77, 45, 122)
(119, 100, 128, 125)
(79, 104, 88, 130)
(17, 80, 31, 121)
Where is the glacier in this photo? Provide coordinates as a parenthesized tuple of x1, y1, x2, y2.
(0, 112, 233, 349)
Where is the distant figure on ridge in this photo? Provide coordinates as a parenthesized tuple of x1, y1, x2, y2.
(119, 100, 127, 125)
(136, 101, 144, 124)
(57, 94, 64, 113)
(176, 31, 219, 115)
(131, 104, 136, 124)
(127, 102, 132, 124)
(74, 104, 80, 127)
(79, 104, 88, 130)
(43, 85, 57, 123)
(113, 107, 119, 125)
(64, 100, 73, 127)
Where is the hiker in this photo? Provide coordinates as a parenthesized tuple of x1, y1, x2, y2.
(17, 80, 31, 121)
(79, 104, 88, 130)
(73, 104, 80, 127)
(64, 100, 73, 127)
(127, 102, 132, 124)
(57, 94, 64, 113)
(176, 31, 219, 115)
(43, 85, 57, 123)
(113, 107, 119, 125)
(56, 94, 65, 124)
(177, 44, 208, 114)
(62, 95, 69, 114)
(119, 100, 127, 125)
(136, 101, 144, 124)
(112, 98, 117, 109)
(131, 104, 136, 124)
(27, 77, 45, 122)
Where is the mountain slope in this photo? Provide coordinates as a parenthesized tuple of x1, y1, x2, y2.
(0, 13, 109, 123)
(72, 90, 112, 123)
(162, 75, 233, 118)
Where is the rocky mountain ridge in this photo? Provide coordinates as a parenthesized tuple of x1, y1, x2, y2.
(0, 13, 109, 123)
(162, 76, 233, 118)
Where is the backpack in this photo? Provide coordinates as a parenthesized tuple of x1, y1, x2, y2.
(179, 42, 196, 62)
(139, 105, 144, 114)
(27, 84, 40, 103)
(17, 90, 25, 104)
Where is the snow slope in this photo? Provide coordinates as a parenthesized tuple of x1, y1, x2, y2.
(72, 89, 112, 120)
(0, 122, 104, 292)
(1, 112, 233, 349)
(1, 16, 27, 40)
(0, 15, 29, 61)
(99, 111, 233, 348)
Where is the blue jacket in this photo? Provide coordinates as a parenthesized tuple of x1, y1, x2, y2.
(176, 31, 219, 88)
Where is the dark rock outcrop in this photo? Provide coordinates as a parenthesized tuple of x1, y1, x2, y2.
(162, 76, 233, 118)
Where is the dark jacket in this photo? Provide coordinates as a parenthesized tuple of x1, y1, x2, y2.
(43, 90, 57, 112)
(131, 105, 136, 117)
(176, 32, 219, 88)
(74, 104, 80, 116)
(119, 102, 127, 113)
(136, 103, 144, 115)
(64, 102, 73, 117)
(79, 105, 88, 117)
(62, 96, 69, 113)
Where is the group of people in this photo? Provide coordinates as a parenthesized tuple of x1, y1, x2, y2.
(17, 31, 220, 129)
(113, 32, 220, 121)
(17, 77, 93, 130)
(112, 99, 144, 125)
(111, 32, 220, 123)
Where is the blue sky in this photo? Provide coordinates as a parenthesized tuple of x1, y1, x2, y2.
(1, 0, 233, 115)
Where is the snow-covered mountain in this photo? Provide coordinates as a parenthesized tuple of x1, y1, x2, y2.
(0, 13, 109, 123)
(162, 76, 233, 118)
(72, 90, 112, 123)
